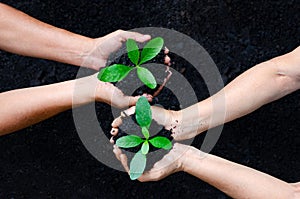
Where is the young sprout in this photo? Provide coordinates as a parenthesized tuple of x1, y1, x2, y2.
(115, 96, 172, 180)
(98, 37, 164, 89)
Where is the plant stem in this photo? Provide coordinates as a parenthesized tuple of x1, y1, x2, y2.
(153, 64, 172, 97)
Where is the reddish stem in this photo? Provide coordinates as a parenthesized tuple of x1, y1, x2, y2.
(153, 64, 173, 97)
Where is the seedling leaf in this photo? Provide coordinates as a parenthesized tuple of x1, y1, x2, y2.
(126, 39, 140, 65)
(141, 141, 149, 155)
(130, 150, 146, 180)
(136, 96, 152, 127)
(149, 136, 172, 150)
(137, 67, 157, 89)
(141, 127, 150, 139)
(98, 64, 132, 82)
(139, 37, 164, 65)
(116, 135, 144, 148)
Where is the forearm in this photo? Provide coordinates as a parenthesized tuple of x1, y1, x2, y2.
(0, 76, 96, 135)
(0, 3, 93, 67)
(183, 150, 297, 199)
(184, 47, 300, 133)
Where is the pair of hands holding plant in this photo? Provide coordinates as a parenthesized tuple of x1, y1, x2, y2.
(110, 104, 201, 182)
(85, 30, 153, 108)
(0, 3, 158, 134)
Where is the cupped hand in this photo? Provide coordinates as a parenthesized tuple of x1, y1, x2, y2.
(94, 79, 147, 108)
(90, 38, 173, 108)
(111, 104, 206, 140)
(112, 137, 196, 182)
(84, 30, 151, 70)
(109, 107, 203, 181)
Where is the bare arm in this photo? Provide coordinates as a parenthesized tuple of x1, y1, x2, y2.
(0, 74, 143, 136)
(158, 46, 300, 140)
(0, 3, 151, 70)
(111, 110, 300, 198)
(182, 146, 299, 199)
(129, 143, 300, 199)
(0, 3, 151, 135)
(0, 3, 95, 68)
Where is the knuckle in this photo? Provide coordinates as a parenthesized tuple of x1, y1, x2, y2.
(116, 29, 124, 34)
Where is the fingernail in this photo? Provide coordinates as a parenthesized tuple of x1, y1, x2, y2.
(164, 47, 170, 54)
(164, 55, 171, 64)
(110, 137, 114, 144)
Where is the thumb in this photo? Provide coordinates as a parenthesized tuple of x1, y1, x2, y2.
(127, 94, 153, 107)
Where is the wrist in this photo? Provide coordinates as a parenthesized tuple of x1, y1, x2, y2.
(182, 103, 210, 134)
(76, 37, 108, 70)
(181, 146, 206, 173)
(72, 75, 98, 107)
(65, 35, 96, 68)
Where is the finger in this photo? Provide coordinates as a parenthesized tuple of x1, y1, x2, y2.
(112, 95, 138, 109)
(120, 31, 151, 43)
(138, 155, 168, 182)
(139, 155, 176, 182)
(122, 106, 136, 117)
(127, 94, 153, 107)
(115, 94, 153, 108)
(113, 145, 129, 173)
(113, 145, 122, 161)
(112, 117, 123, 128)
(164, 47, 170, 54)
(164, 55, 171, 65)
(119, 154, 130, 173)
(138, 168, 163, 182)
(110, 136, 115, 144)
(127, 96, 140, 107)
(142, 93, 153, 102)
(110, 128, 118, 136)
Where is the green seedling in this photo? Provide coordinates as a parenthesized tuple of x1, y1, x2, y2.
(115, 96, 172, 180)
(97, 37, 164, 89)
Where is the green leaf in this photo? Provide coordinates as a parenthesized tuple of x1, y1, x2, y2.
(126, 39, 140, 65)
(139, 37, 164, 65)
(141, 127, 150, 139)
(130, 150, 146, 180)
(116, 135, 144, 148)
(149, 136, 172, 150)
(136, 96, 152, 127)
(141, 141, 149, 155)
(98, 64, 132, 82)
(137, 67, 157, 89)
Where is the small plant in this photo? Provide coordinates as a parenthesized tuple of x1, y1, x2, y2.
(115, 96, 172, 180)
(98, 37, 164, 89)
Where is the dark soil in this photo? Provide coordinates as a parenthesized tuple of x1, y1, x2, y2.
(0, 1, 299, 198)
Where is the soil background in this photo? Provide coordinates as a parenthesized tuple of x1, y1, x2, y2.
(0, 0, 299, 198)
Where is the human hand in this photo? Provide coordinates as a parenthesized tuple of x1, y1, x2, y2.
(74, 73, 153, 108)
(110, 104, 207, 140)
(109, 106, 205, 181)
(89, 40, 172, 108)
(112, 138, 196, 181)
(95, 78, 153, 108)
(83, 30, 151, 70)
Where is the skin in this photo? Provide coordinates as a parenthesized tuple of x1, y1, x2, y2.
(0, 3, 148, 70)
(0, 3, 152, 135)
(111, 46, 300, 198)
(136, 46, 300, 141)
